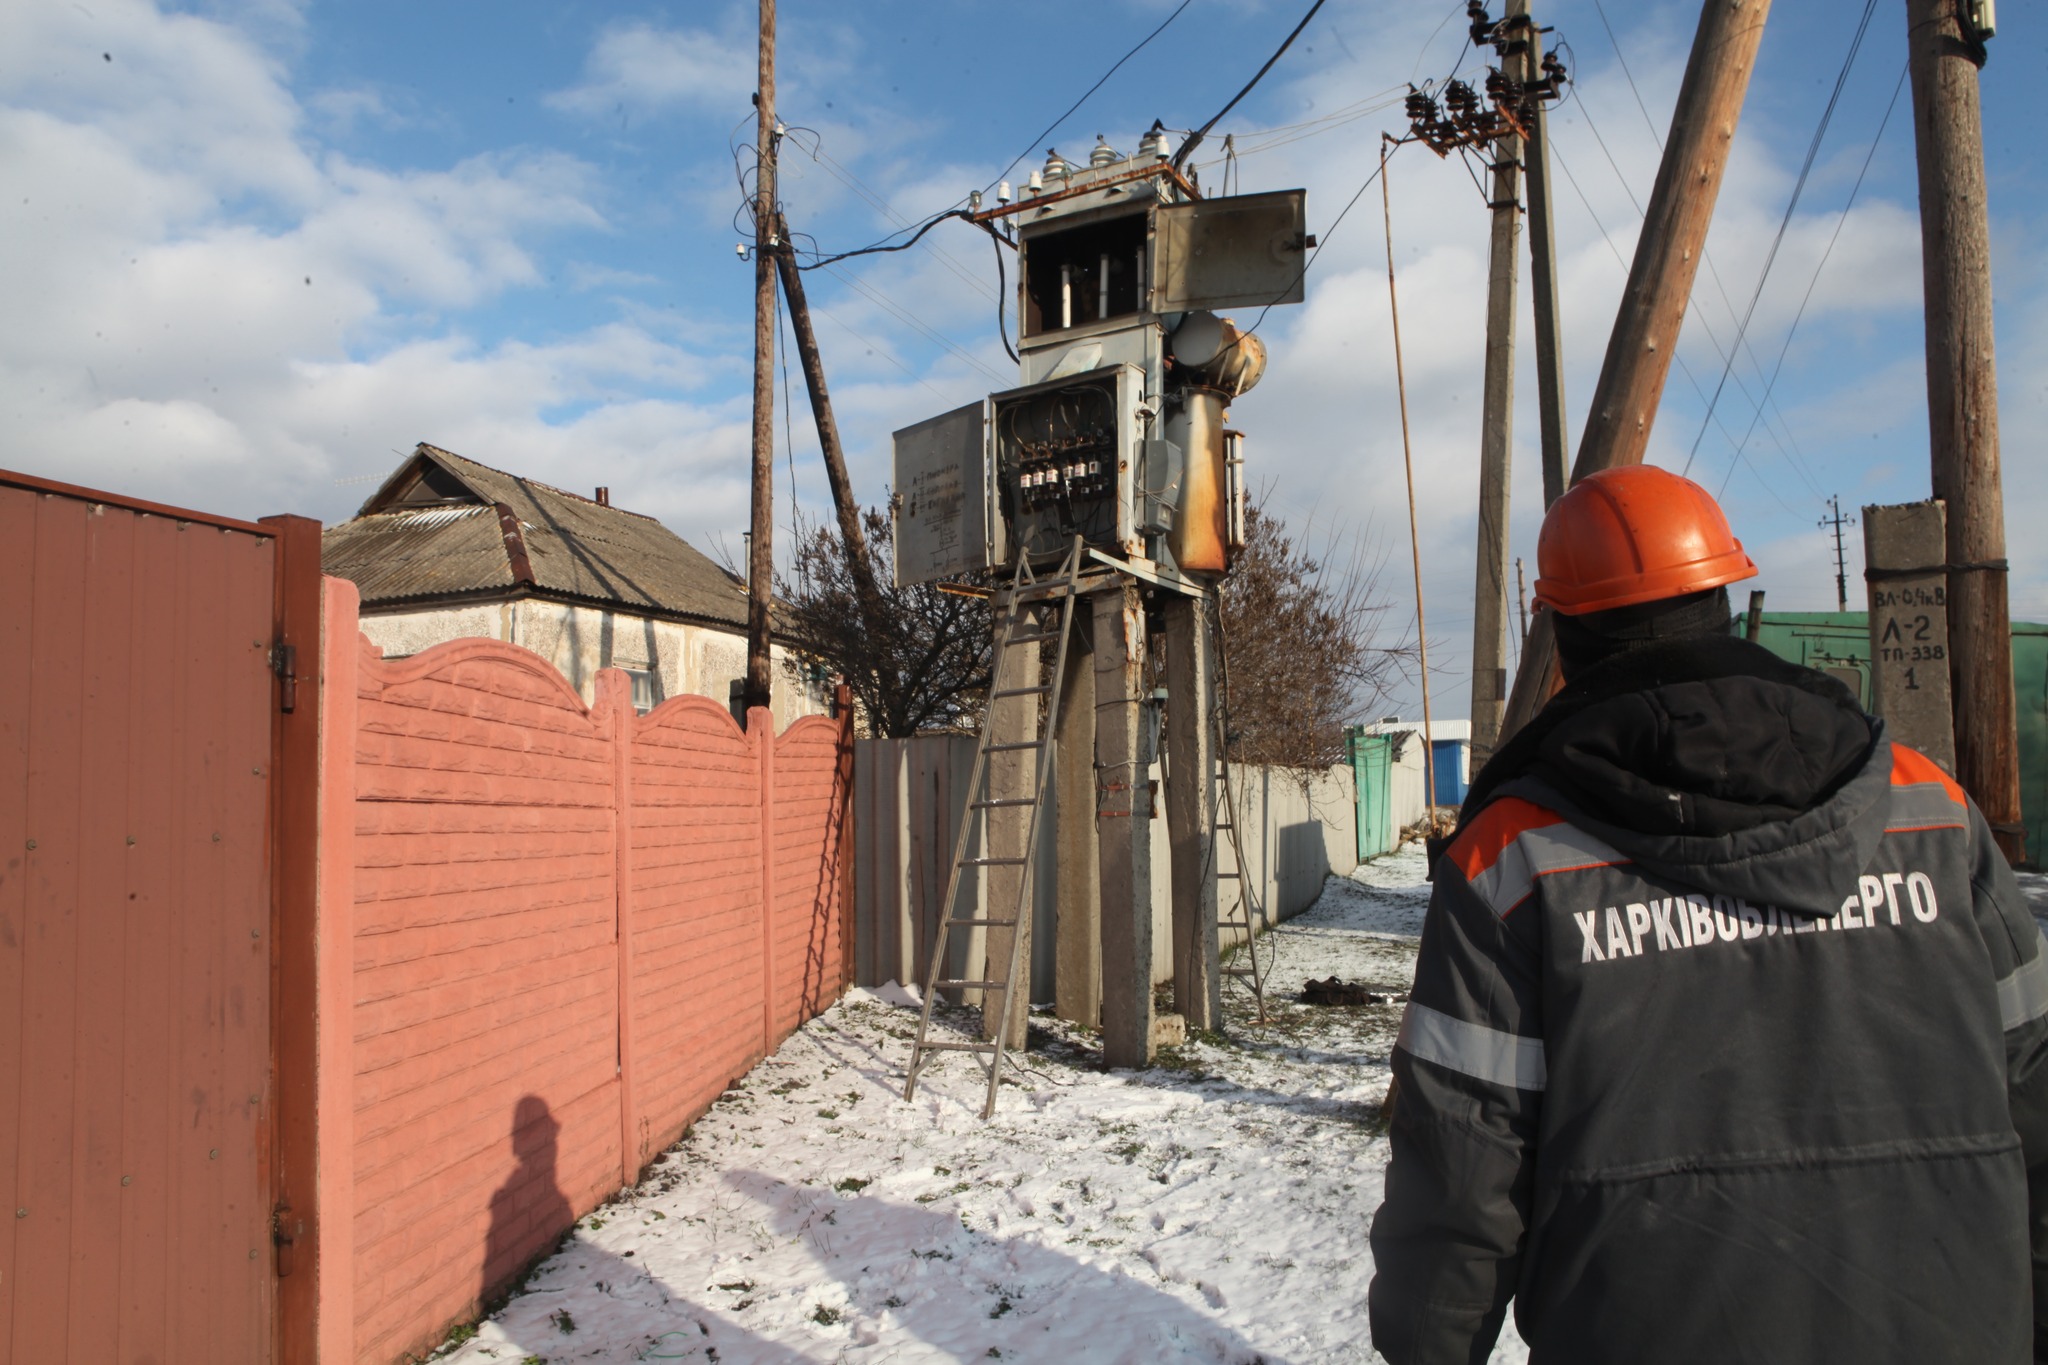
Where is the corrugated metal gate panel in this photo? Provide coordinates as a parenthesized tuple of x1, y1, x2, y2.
(0, 485, 278, 1365)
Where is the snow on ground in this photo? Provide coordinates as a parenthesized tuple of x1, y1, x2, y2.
(436, 846, 1531, 1365)
(2016, 871, 2048, 932)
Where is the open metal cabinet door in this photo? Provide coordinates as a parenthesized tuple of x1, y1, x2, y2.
(892, 399, 1000, 587)
(1151, 189, 1309, 314)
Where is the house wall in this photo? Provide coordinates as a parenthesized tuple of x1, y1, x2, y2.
(356, 600, 827, 731)
(319, 579, 853, 1365)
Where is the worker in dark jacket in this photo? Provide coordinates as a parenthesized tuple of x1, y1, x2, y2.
(1367, 464, 2048, 1365)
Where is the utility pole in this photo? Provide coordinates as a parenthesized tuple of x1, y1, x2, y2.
(1499, 0, 1771, 745)
(1820, 494, 1854, 611)
(743, 0, 778, 721)
(1515, 556, 1529, 648)
(1523, 21, 1570, 508)
(1905, 0, 2021, 861)
(773, 214, 888, 644)
(1466, 0, 1532, 770)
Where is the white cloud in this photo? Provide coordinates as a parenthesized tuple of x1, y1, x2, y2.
(544, 20, 756, 117)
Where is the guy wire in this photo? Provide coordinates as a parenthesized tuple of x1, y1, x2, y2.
(1381, 136, 1437, 815)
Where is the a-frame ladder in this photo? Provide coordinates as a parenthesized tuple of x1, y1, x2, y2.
(1210, 594, 1273, 1023)
(904, 539, 1085, 1119)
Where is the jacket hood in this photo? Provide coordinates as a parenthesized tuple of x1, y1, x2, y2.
(1464, 635, 1889, 915)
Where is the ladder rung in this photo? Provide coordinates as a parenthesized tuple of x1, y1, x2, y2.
(948, 918, 1019, 928)
(962, 856, 1029, 866)
(1002, 631, 1062, 645)
(985, 741, 1043, 752)
(990, 686, 1051, 699)
(970, 798, 1037, 809)
(935, 979, 1008, 990)
(915, 1040, 998, 1054)
(1223, 967, 1258, 978)
(1217, 871, 1241, 879)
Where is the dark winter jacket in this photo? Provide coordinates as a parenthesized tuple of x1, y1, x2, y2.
(1367, 636, 2048, 1364)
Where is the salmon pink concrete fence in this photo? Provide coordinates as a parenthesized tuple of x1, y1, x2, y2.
(316, 578, 852, 1365)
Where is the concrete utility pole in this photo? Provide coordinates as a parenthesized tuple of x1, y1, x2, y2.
(1164, 597, 1221, 1033)
(1820, 494, 1854, 611)
(1468, 0, 1535, 769)
(1523, 22, 1570, 509)
(743, 0, 778, 720)
(1499, 0, 1772, 746)
(1094, 585, 1154, 1068)
(1905, 0, 2021, 861)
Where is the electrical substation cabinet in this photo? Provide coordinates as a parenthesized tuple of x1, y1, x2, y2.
(891, 147, 1308, 591)
(891, 364, 1151, 588)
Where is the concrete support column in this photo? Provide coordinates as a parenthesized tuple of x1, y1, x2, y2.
(1094, 584, 1154, 1068)
(1053, 624, 1100, 1027)
(1163, 596, 1220, 1032)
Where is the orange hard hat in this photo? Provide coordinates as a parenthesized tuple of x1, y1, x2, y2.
(1534, 465, 1757, 615)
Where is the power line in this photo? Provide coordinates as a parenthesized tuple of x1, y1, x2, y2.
(1562, 91, 1823, 500)
(1569, 26, 1815, 478)
(1173, 0, 1329, 172)
(1717, 62, 1910, 500)
(989, 0, 1195, 193)
(1545, 139, 1810, 520)
(820, 263, 1010, 387)
(1683, 0, 1882, 474)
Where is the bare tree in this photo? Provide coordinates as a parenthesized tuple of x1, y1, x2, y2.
(778, 507, 992, 737)
(1217, 501, 1406, 770)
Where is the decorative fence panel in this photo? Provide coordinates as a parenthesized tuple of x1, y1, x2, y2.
(318, 579, 854, 1365)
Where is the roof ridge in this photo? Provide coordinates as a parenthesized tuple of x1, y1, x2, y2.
(420, 443, 660, 523)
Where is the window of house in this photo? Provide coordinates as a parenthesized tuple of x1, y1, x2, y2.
(623, 668, 660, 715)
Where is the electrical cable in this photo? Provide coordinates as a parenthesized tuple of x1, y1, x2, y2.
(797, 209, 980, 272)
(1561, 38, 1813, 479)
(1683, 0, 1882, 476)
(1562, 86, 1824, 499)
(1544, 140, 1808, 520)
(783, 128, 998, 302)
(986, 0, 1195, 194)
(1411, 0, 1473, 84)
(1231, 144, 1395, 344)
(821, 263, 1010, 386)
(1173, 0, 1329, 173)
(1716, 60, 1910, 500)
(778, 294, 802, 538)
(984, 223, 1020, 365)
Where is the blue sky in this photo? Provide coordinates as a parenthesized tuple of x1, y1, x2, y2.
(3, 0, 2042, 721)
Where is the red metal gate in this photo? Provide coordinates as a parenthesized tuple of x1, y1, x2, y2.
(0, 470, 320, 1364)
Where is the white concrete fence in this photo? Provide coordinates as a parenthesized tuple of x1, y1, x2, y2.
(852, 735, 1355, 1003)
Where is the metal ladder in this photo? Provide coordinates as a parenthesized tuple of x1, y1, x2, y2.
(1210, 594, 1273, 1024)
(903, 539, 1085, 1119)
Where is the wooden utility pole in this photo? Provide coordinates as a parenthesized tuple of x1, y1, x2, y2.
(773, 215, 888, 638)
(1498, 0, 1771, 745)
(743, 0, 778, 720)
(1467, 0, 1533, 768)
(1522, 22, 1570, 509)
(1905, 0, 2021, 861)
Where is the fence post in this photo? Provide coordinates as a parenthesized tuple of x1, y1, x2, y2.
(312, 575, 360, 1365)
(264, 516, 323, 1364)
(755, 706, 777, 1058)
(836, 685, 855, 994)
(596, 669, 638, 1186)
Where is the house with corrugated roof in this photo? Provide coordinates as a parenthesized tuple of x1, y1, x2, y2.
(321, 443, 828, 728)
